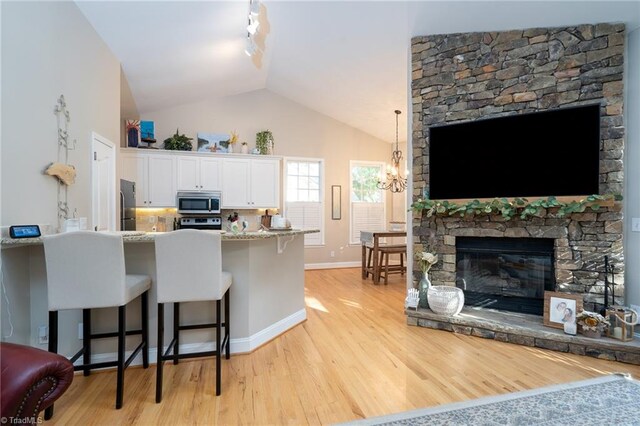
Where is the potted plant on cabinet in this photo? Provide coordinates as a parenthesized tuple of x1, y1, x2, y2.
(256, 130, 274, 155)
(163, 128, 193, 151)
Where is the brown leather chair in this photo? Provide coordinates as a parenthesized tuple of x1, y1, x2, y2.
(0, 342, 74, 424)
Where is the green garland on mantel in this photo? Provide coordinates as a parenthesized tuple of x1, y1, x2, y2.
(411, 194, 623, 221)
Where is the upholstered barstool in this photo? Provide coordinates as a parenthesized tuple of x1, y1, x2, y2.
(42, 231, 150, 416)
(154, 230, 231, 402)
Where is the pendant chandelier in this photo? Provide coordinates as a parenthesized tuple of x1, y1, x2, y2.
(377, 110, 407, 193)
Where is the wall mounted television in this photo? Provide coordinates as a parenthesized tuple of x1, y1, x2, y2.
(428, 104, 601, 200)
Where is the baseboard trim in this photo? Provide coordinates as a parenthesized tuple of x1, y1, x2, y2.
(231, 308, 307, 353)
(305, 261, 360, 270)
(72, 308, 307, 368)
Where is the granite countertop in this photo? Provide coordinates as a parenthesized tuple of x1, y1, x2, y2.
(1, 229, 319, 247)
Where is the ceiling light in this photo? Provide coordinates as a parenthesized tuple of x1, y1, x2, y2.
(244, 0, 265, 58)
(249, 0, 260, 16)
(247, 17, 259, 35)
(377, 110, 407, 193)
(244, 36, 257, 56)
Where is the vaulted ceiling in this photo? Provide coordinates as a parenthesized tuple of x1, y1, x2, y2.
(77, 1, 640, 143)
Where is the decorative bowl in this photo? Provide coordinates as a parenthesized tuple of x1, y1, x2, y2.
(427, 286, 465, 316)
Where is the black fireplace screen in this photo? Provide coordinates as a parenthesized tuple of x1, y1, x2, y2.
(455, 237, 555, 315)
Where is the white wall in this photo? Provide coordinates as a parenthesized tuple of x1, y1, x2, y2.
(120, 67, 139, 147)
(1, 1, 121, 231)
(625, 27, 640, 307)
(1, 1, 121, 345)
(142, 89, 406, 265)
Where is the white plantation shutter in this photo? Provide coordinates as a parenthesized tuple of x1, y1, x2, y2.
(351, 202, 385, 244)
(349, 161, 386, 245)
(284, 158, 324, 247)
(286, 202, 323, 246)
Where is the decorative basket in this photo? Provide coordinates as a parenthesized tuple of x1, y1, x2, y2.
(427, 286, 465, 316)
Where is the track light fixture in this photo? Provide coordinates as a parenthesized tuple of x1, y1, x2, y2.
(244, 0, 261, 57)
(249, 0, 260, 16)
(247, 16, 259, 35)
(244, 36, 257, 56)
(377, 110, 407, 193)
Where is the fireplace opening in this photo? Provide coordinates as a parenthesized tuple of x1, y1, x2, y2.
(455, 237, 555, 315)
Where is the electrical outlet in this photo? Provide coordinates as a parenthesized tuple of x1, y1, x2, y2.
(78, 322, 83, 340)
(330, 251, 335, 258)
(38, 325, 48, 344)
(632, 218, 640, 232)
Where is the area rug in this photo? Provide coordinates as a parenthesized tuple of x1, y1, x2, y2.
(340, 374, 640, 425)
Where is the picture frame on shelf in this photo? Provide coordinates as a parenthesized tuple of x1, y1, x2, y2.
(543, 291, 583, 330)
(197, 132, 231, 153)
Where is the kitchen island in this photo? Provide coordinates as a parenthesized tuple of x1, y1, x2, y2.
(1, 229, 317, 362)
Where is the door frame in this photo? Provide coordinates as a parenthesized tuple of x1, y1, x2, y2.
(91, 132, 117, 231)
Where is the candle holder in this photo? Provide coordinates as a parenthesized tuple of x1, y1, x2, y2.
(606, 307, 637, 342)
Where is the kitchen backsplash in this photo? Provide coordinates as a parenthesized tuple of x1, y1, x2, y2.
(135, 208, 178, 232)
(134, 208, 280, 232)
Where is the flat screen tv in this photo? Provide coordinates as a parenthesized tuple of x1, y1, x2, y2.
(428, 104, 601, 200)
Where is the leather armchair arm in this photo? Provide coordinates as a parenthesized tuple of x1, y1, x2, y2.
(1, 343, 74, 423)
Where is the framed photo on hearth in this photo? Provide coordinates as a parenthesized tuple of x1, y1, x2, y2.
(543, 291, 583, 329)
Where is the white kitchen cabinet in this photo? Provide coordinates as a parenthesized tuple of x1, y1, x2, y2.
(121, 154, 147, 206)
(120, 152, 175, 207)
(222, 158, 280, 209)
(176, 156, 221, 191)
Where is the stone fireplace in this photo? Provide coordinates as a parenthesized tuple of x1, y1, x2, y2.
(411, 23, 626, 313)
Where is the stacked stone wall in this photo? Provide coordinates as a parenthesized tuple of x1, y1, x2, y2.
(411, 23, 625, 310)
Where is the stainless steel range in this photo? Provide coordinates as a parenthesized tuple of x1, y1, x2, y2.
(178, 216, 222, 230)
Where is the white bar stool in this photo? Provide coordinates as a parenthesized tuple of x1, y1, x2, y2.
(42, 231, 150, 416)
(154, 230, 232, 402)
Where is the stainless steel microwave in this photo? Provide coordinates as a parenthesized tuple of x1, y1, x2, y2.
(176, 191, 222, 214)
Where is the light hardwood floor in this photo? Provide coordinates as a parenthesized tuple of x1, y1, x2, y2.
(49, 268, 640, 425)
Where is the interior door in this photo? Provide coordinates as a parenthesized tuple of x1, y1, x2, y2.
(92, 132, 116, 231)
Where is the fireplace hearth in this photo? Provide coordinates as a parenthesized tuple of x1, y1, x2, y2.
(456, 237, 555, 315)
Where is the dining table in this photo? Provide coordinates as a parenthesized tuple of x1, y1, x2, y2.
(360, 230, 407, 284)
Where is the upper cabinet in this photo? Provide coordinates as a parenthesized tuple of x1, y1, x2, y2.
(120, 149, 280, 210)
(176, 156, 222, 191)
(121, 152, 175, 207)
(222, 157, 280, 209)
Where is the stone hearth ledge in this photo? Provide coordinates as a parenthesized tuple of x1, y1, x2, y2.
(406, 307, 640, 365)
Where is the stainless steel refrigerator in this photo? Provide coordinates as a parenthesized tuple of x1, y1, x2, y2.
(120, 179, 137, 231)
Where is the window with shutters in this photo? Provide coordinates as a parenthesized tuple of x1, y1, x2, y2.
(350, 161, 386, 245)
(283, 158, 324, 246)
